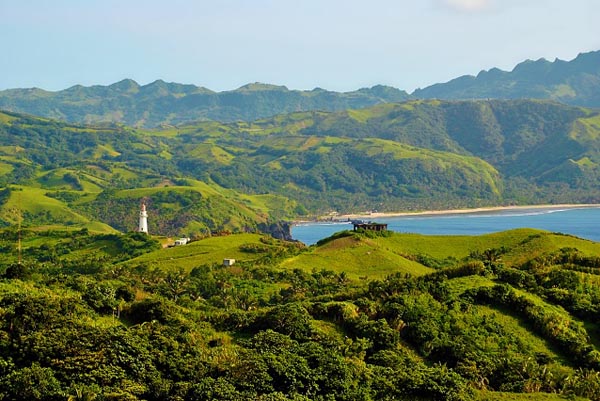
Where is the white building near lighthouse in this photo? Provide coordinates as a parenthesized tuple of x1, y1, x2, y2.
(139, 202, 148, 234)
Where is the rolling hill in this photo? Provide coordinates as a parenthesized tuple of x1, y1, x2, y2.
(165, 99, 600, 210)
(1, 227, 600, 400)
(2, 97, 600, 234)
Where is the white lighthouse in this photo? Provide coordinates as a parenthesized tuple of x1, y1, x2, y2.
(139, 202, 148, 234)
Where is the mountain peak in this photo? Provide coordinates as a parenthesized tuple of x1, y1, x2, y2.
(511, 57, 552, 73)
(235, 82, 289, 92)
(414, 49, 600, 106)
(108, 79, 140, 92)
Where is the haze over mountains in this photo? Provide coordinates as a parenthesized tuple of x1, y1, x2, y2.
(0, 50, 598, 128)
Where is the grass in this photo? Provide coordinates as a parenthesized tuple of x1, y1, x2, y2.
(124, 233, 269, 272)
(187, 144, 234, 165)
(572, 114, 600, 140)
(1, 186, 91, 225)
(0, 161, 14, 175)
(239, 193, 298, 218)
(279, 235, 433, 280)
(474, 390, 585, 400)
(277, 228, 600, 282)
(371, 229, 542, 261)
(475, 304, 568, 363)
(93, 144, 121, 158)
(0, 112, 18, 124)
(0, 186, 116, 233)
(351, 138, 501, 195)
(504, 231, 600, 267)
(552, 84, 577, 99)
(364, 229, 600, 270)
(347, 109, 371, 123)
(36, 168, 103, 192)
(446, 275, 496, 297)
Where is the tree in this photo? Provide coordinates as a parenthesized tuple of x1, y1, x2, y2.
(0, 363, 63, 401)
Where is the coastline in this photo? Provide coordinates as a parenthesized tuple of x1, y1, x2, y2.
(300, 204, 600, 223)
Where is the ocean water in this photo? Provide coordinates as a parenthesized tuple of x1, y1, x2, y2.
(292, 206, 600, 245)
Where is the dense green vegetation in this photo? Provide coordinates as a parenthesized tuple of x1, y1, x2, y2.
(3, 49, 600, 400)
(2, 97, 600, 234)
(1, 228, 600, 400)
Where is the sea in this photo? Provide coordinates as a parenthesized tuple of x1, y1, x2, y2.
(291, 206, 600, 245)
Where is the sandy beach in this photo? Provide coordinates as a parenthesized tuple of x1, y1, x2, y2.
(327, 204, 600, 221)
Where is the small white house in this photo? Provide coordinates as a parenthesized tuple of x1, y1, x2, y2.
(174, 237, 191, 246)
(223, 258, 236, 267)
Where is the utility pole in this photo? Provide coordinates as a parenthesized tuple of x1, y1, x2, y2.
(17, 206, 21, 265)
(9, 206, 22, 265)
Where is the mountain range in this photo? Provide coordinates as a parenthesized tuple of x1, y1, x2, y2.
(0, 80, 409, 127)
(414, 50, 600, 106)
(0, 50, 598, 128)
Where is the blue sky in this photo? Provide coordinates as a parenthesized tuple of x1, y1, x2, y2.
(1, 0, 599, 92)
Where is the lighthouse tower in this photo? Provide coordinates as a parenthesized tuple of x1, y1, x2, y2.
(139, 202, 148, 234)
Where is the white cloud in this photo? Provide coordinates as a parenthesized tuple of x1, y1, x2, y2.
(442, 0, 493, 12)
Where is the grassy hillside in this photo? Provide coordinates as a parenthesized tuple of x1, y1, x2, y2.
(1, 228, 600, 400)
(2, 98, 600, 232)
(126, 233, 276, 271)
(161, 99, 600, 209)
(0, 110, 304, 234)
(279, 233, 434, 280)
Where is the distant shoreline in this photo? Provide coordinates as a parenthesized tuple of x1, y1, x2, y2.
(297, 204, 600, 224)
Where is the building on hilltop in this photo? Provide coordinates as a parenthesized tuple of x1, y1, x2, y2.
(139, 202, 148, 234)
(352, 221, 387, 232)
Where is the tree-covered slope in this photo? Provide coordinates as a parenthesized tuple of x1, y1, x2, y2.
(414, 50, 600, 107)
(2, 98, 600, 230)
(318, 100, 595, 181)
(0, 80, 410, 127)
(172, 99, 600, 208)
(1, 228, 600, 400)
(0, 111, 301, 235)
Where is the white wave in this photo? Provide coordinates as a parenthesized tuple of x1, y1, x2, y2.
(294, 221, 351, 227)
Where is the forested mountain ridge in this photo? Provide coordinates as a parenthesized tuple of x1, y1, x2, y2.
(1, 98, 600, 234)
(0, 80, 410, 128)
(414, 50, 600, 107)
(1, 50, 599, 129)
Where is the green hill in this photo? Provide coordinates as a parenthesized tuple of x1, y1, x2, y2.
(1, 228, 599, 400)
(164, 99, 600, 210)
(2, 98, 600, 232)
(0, 111, 303, 235)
